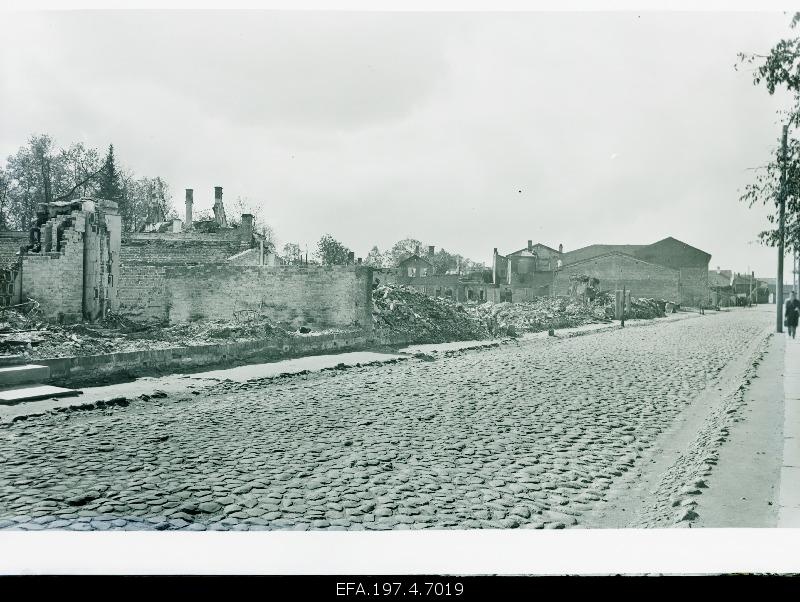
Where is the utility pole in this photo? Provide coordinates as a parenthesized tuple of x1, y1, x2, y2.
(778, 124, 789, 333)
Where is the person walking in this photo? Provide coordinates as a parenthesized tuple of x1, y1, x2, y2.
(785, 291, 800, 339)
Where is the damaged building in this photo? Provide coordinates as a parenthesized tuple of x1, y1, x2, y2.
(0, 198, 121, 323)
(492, 236, 711, 306)
(378, 245, 491, 303)
(117, 187, 372, 330)
(1, 188, 373, 332)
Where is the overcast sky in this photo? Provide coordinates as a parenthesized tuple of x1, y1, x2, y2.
(0, 10, 794, 276)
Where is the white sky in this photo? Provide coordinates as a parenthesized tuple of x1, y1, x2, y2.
(0, 9, 794, 276)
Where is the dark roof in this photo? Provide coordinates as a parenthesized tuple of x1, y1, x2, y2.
(397, 254, 434, 269)
(507, 242, 561, 256)
(563, 237, 711, 269)
(562, 244, 646, 265)
(708, 271, 733, 288)
(561, 250, 676, 272)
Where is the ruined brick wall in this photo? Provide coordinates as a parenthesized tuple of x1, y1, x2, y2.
(117, 264, 373, 329)
(121, 231, 244, 265)
(0, 263, 21, 307)
(679, 267, 710, 306)
(117, 263, 169, 323)
(0, 232, 27, 268)
(554, 253, 680, 301)
(20, 228, 85, 322)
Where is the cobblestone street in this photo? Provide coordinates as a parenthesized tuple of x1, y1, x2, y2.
(0, 308, 772, 531)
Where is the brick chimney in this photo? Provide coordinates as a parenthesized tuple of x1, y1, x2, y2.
(428, 245, 435, 257)
(240, 213, 254, 247)
(184, 189, 193, 230)
(415, 245, 420, 256)
(347, 251, 355, 265)
(213, 186, 227, 227)
(558, 243, 563, 254)
(528, 240, 533, 252)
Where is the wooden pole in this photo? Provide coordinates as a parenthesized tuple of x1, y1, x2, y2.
(778, 124, 789, 333)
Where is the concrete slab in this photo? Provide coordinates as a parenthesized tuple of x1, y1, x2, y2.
(0, 385, 80, 404)
(0, 364, 50, 387)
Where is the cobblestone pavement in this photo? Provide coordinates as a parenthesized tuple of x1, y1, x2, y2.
(0, 309, 771, 530)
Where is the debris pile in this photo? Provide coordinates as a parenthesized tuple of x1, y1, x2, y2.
(468, 293, 665, 336)
(468, 297, 611, 336)
(0, 308, 297, 360)
(372, 284, 490, 343)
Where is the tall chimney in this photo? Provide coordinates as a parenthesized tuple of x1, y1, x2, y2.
(558, 243, 563, 254)
(213, 186, 227, 227)
(415, 245, 420, 256)
(428, 245, 435, 257)
(528, 240, 533, 252)
(184, 189, 193, 231)
(241, 213, 254, 247)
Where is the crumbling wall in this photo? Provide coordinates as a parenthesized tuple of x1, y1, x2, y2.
(0, 232, 28, 268)
(121, 231, 244, 265)
(0, 263, 21, 308)
(20, 227, 85, 322)
(117, 264, 373, 329)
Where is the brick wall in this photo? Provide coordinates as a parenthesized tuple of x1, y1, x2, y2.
(117, 263, 169, 323)
(0, 232, 27, 269)
(20, 228, 85, 322)
(554, 253, 680, 301)
(117, 264, 373, 329)
(679, 266, 710, 306)
(121, 231, 244, 265)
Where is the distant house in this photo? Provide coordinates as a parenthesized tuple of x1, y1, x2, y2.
(759, 277, 793, 304)
(396, 246, 436, 280)
(708, 269, 734, 306)
(492, 240, 564, 298)
(731, 273, 769, 304)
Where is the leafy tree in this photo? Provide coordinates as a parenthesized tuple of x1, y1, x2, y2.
(0, 168, 9, 231)
(315, 234, 351, 265)
(387, 237, 423, 266)
(1, 135, 172, 233)
(282, 243, 303, 265)
(364, 245, 385, 268)
(738, 13, 800, 253)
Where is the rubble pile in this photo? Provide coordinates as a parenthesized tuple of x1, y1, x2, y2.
(468, 297, 610, 336)
(469, 293, 665, 336)
(624, 297, 666, 320)
(372, 284, 490, 343)
(0, 308, 296, 360)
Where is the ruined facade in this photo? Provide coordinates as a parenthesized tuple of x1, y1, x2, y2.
(0, 198, 121, 323)
(115, 185, 372, 330)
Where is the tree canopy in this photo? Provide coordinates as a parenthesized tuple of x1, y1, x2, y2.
(0, 134, 175, 233)
(315, 234, 351, 266)
(738, 12, 800, 253)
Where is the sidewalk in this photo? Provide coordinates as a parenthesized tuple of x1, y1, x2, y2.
(779, 332, 800, 526)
